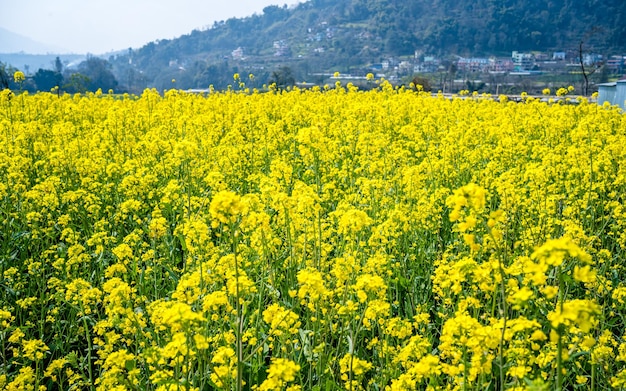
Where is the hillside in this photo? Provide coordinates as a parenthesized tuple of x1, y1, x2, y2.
(109, 0, 626, 91)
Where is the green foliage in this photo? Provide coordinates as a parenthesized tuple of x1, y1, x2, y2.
(63, 73, 90, 93)
(77, 56, 118, 92)
(0, 62, 19, 90)
(269, 66, 296, 89)
(32, 69, 63, 92)
(0, 63, 9, 90)
(410, 75, 432, 92)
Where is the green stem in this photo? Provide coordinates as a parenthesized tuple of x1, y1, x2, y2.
(591, 362, 595, 391)
(79, 304, 94, 390)
(556, 329, 563, 390)
(231, 223, 243, 391)
(556, 265, 565, 391)
(499, 271, 507, 390)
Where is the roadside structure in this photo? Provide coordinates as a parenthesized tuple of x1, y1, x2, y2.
(597, 79, 626, 110)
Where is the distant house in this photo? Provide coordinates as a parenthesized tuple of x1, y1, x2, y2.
(488, 58, 514, 73)
(512, 51, 535, 71)
(232, 47, 244, 60)
(597, 79, 626, 110)
(414, 56, 441, 73)
(273, 40, 290, 57)
(553, 52, 566, 61)
(457, 57, 490, 72)
(606, 56, 626, 74)
(583, 53, 603, 66)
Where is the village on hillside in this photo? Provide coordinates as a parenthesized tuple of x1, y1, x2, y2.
(225, 41, 626, 96)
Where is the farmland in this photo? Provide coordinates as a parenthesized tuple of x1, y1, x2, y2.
(1, 82, 626, 390)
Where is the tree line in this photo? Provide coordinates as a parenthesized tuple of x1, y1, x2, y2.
(1, 56, 118, 93)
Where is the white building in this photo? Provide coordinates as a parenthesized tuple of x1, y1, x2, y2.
(512, 51, 534, 70)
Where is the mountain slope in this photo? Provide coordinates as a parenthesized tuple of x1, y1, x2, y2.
(109, 0, 626, 90)
(0, 27, 68, 54)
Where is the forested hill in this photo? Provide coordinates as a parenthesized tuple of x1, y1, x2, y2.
(109, 0, 626, 91)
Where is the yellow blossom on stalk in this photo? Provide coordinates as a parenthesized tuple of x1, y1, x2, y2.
(531, 237, 592, 267)
(354, 273, 387, 302)
(446, 184, 487, 251)
(612, 286, 626, 304)
(0, 309, 14, 328)
(104, 263, 127, 278)
(210, 346, 237, 388)
(556, 87, 569, 96)
(572, 264, 596, 283)
(297, 268, 328, 305)
(508, 285, 534, 309)
(112, 243, 134, 263)
(591, 330, 615, 365)
(163, 332, 190, 361)
(258, 358, 300, 391)
(14, 70, 25, 83)
(263, 303, 300, 337)
(148, 208, 168, 238)
(541, 285, 559, 299)
(44, 357, 68, 381)
(209, 190, 247, 225)
(96, 349, 138, 390)
(386, 317, 414, 339)
(21, 339, 49, 361)
(65, 278, 102, 314)
(547, 299, 600, 333)
(392, 334, 431, 365)
(335, 208, 373, 236)
(447, 183, 487, 220)
(202, 290, 231, 314)
(9, 328, 25, 344)
(172, 269, 204, 304)
(362, 299, 390, 329)
(388, 355, 440, 390)
(5, 367, 35, 391)
(339, 354, 372, 390)
(149, 300, 205, 333)
(225, 269, 258, 297)
(16, 297, 36, 309)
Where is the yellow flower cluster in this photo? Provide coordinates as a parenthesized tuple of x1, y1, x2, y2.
(1, 82, 625, 390)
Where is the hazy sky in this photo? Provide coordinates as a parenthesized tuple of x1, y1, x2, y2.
(3, 0, 303, 54)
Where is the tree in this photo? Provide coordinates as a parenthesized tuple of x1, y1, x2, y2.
(77, 56, 118, 92)
(411, 75, 432, 92)
(269, 66, 295, 90)
(0, 64, 9, 90)
(63, 73, 90, 93)
(33, 69, 63, 92)
(0, 63, 20, 90)
(54, 57, 63, 74)
(578, 40, 602, 96)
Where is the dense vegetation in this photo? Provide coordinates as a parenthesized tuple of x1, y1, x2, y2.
(1, 57, 118, 94)
(2, 81, 626, 390)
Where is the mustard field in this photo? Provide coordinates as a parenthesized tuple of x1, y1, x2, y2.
(1, 83, 626, 391)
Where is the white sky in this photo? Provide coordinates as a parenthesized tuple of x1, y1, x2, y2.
(3, 0, 302, 54)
